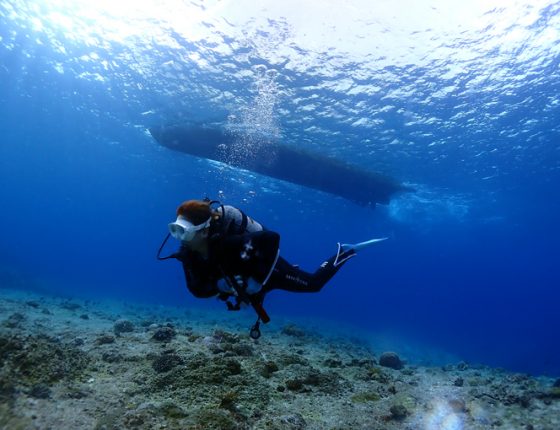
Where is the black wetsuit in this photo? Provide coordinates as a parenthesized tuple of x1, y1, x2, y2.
(176, 205, 354, 299)
(263, 253, 351, 293)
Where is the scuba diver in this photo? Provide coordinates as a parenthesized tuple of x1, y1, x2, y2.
(157, 198, 386, 338)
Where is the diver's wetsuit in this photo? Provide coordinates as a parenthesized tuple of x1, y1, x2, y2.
(176, 205, 354, 298)
(176, 205, 264, 298)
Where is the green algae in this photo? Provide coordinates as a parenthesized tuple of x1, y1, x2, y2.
(0, 374, 16, 405)
(219, 390, 240, 411)
(365, 366, 390, 383)
(351, 392, 381, 403)
(160, 401, 188, 419)
(0, 333, 90, 387)
(0, 404, 29, 430)
(149, 350, 271, 422)
(260, 360, 279, 378)
(278, 352, 309, 366)
(152, 353, 243, 392)
(285, 378, 304, 391)
(190, 408, 238, 430)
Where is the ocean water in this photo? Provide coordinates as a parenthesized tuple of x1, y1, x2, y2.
(0, 0, 559, 377)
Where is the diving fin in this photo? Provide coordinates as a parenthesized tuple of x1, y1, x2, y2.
(333, 237, 387, 267)
(334, 237, 388, 267)
(341, 237, 388, 252)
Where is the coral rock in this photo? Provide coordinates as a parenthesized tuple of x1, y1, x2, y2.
(29, 384, 51, 399)
(152, 353, 183, 373)
(3, 313, 25, 328)
(260, 361, 279, 378)
(151, 327, 176, 342)
(113, 319, 134, 334)
(286, 379, 304, 391)
(379, 352, 404, 370)
(95, 334, 115, 345)
(389, 403, 408, 420)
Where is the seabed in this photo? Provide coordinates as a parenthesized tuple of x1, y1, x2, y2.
(0, 288, 558, 430)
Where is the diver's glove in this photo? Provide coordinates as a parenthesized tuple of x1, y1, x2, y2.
(217, 278, 237, 295)
(217, 275, 262, 296)
(217, 275, 250, 294)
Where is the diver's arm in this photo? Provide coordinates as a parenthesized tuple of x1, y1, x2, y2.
(182, 264, 218, 298)
(176, 249, 219, 298)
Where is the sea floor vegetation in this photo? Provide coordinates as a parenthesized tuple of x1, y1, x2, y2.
(0, 288, 558, 430)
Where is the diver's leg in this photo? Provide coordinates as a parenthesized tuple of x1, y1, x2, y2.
(264, 249, 356, 293)
(262, 238, 386, 294)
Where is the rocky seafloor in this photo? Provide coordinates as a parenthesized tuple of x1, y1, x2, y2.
(1, 288, 559, 430)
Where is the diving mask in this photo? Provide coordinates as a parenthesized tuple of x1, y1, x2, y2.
(168, 216, 211, 242)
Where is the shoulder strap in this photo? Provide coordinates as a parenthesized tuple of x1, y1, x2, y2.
(237, 209, 248, 233)
(208, 205, 223, 234)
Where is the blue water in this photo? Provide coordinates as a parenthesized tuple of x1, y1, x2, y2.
(1, 1, 559, 376)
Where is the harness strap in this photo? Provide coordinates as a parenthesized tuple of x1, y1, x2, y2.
(262, 248, 280, 286)
(238, 209, 248, 233)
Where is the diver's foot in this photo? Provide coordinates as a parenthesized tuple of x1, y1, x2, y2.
(334, 243, 357, 267)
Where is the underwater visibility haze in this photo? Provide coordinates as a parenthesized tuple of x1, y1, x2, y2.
(1, 0, 560, 380)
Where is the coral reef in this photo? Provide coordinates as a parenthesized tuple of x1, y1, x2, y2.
(0, 288, 559, 429)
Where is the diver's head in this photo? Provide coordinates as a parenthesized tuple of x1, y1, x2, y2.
(168, 200, 212, 243)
